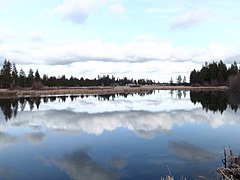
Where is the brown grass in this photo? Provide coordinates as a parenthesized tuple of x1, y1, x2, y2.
(0, 85, 228, 98)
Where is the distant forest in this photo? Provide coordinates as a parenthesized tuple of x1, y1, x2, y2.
(1, 59, 240, 90)
(190, 60, 240, 90)
(0, 59, 155, 89)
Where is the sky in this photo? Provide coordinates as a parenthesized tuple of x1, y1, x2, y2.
(1, 0, 240, 82)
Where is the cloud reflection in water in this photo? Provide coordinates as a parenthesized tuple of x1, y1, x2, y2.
(0, 131, 45, 150)
(2, 108, 240, 139)
(169, 141, 215, 162)
(53, 149, 117, 180)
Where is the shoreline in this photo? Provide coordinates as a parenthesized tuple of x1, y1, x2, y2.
(0, 85, 228, 98)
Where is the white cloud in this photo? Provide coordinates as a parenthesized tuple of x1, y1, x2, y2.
(0, 29, 14, 43)
(192, 43, 239, 63)
(27, 30, 43, 43)
(133, 34, 159, 42)
(1, 33, 240, 81)
(169, 9, 214, 29)
(27, 35, 238, 66)
(32, 39, 122, 64)
(17, 60, 198, 82)
(23, 35, 213, 65)
(107, 3, 125, 15)
(51, 0, 110, 23)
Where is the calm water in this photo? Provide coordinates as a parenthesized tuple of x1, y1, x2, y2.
(0, 90, 240, 179)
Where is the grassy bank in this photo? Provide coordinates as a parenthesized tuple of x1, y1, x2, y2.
(0, 85, 228, 98)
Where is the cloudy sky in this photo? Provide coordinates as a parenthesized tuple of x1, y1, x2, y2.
(1, 0, 240, 82)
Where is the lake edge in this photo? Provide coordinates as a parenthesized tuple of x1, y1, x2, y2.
(0, 85, 228, 98)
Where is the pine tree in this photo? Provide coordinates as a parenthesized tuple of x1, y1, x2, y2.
(0, 59, 12, 88)
(27, 68, 34, 87)
(190, 69, 198, 85)
(19, 69, 26, 87)
(11, 63, 18, 87)
(35, 70, 41, 81)
(176, 75, 182, 85)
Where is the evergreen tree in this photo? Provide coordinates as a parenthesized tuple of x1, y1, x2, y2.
(0, 59, 12, 88)
(176, 75, 182, 84)
(209, 62, 218, 85)
(35, 70, 41, 81)
(190, 60, 240, 87)
(27, 68, 34, 87)
(19, 69, 26, 87)
(228, 61, 238, 76)
(42, 74, 48, 86)
(11, 63, 18, 87)
(217, 60, 227, 85)
(200, 66, 210, 85)
(190, 69, 198, 85)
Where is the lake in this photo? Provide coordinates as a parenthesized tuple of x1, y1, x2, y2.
(0, 90, 240, 179)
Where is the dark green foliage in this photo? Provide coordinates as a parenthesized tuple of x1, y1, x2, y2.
(19, 69, 26, 87)
(11, 63, 18, 87)
(42, 74, 48, 86)
(0, 59, 12, 88)
(35, 69, 41, 81)
(190, 69, 198, 85)
(217, 60, 227, 85)
(190, 60, 239, 86)
(27, 68, 34, 87)
(0, 59, 156, 89)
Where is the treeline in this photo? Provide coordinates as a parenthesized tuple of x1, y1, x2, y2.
(190, 60, 239, 86)
(0, 59, 155, 89)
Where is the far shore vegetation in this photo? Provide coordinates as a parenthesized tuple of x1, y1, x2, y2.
(0, 59, 240, 93)
(190, 60, 240, 91)
(0, 59, 157, 90)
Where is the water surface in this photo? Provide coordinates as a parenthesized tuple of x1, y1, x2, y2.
(0, 90, 240, 179)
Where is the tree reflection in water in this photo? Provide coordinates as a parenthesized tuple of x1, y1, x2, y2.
(1, 90, 239, 121)
(0, 91, 154, 121)
(0, 98, 17, 120)
(190, 91, 240, 113)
